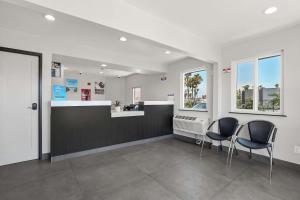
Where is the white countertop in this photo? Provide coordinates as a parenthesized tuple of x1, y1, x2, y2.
(143, 101, 174, 105)
(111, 110, 145, 118)
(51, 100, 112, 107)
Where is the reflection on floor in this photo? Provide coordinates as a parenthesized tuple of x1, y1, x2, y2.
(0, 137, 299, 200)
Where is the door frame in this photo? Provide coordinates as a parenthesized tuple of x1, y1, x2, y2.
(0, 46, 43, 160)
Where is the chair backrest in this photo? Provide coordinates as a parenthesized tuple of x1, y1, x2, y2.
(248, 120, 275, 144)
(219, 117, 239, 137)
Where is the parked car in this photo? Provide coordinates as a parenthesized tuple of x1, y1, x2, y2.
(193, 103, 207, 109)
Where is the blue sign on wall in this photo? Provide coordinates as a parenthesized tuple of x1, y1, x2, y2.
(66, 79, 78, 92)
(66, 79, 78, 88)
(52, 85, 67, 100)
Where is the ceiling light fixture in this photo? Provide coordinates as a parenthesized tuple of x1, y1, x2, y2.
(101, 64, 107, 67)
(44, 14, 55, 22)
(264, 6, 278, 15)
(165, 50, 171, 55)
(120, 36, 127, 42)
(99, 71, 104, 74)
(136, 69, 141, 73)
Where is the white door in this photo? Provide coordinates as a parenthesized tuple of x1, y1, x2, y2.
(0, 51, 39, 166)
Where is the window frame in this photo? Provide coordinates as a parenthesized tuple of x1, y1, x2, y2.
(132, 87, 141, 104)
(180, 68, 208, 112)
(231, 50, 284, 115)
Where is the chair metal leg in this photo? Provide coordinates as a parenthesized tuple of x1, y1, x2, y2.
(249, 149, 252, 159)
(200, 135, 205, 157)
(227, 139, 233, 165)
(234, 145, 238, 156)
(267, 147, 271, 157)
(229, 141, 236, 167)
(270, 146, 273, 184)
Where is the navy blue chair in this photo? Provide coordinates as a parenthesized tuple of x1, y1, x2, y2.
(200, 117, 239, 156)
(229, 120, 277, 182)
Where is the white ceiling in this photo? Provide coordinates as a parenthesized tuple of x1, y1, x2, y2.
(53, 54, 160, 77)
(0, 1, 188, 72)
(125, 0, 300, 45)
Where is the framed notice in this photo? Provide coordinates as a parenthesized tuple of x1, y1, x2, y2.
(66, 79, 78, 93)
(95, 81, 105, 95)
(81, 89, 91, 101)
(51, 62, 62, 78)
(52, 85, 67, 100)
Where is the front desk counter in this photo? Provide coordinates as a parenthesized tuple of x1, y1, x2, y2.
(51, 101, 174, 159)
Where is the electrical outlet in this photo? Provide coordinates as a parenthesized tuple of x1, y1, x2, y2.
(294, 146, 300, 154)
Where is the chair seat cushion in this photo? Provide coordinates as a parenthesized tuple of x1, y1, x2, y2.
(237, 138, 271, 149)
(206, 131, 229, 141)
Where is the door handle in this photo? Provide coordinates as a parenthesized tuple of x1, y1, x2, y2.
(28, 103, 38, 110)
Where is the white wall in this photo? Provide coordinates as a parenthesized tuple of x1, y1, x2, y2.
(124, 74, 169, 105)
(221, 25, 300, 165)
(166, 58, 214, 120)
(63, 72, 106, 101)
(106, 77, 126, 105)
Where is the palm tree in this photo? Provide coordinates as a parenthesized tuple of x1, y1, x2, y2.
(191, 74, 203, 103)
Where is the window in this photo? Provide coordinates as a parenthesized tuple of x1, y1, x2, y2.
(132, 87, 141, 104)
(232, 52, 283, 114)
(182, 69, 207, 110)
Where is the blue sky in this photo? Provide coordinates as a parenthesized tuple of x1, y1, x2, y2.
(237, 55, 280, 89)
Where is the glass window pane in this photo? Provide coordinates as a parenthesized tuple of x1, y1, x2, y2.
(184, 70, 207, 110)
(132, 87, 141, 104)
(236, 62, 254, 110)
(258, 55, 281, 112)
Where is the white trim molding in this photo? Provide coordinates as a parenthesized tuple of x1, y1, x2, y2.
(230, 50, 284, 115)
(51, 100, 112, 107)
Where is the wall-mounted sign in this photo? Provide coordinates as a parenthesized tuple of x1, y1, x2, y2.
(95, 81, 105, 95)
(51, 62, 62, 78)
(222, 67, 231, 73)
(66, 79, 78, 92)
(81, 89, 91, 101)
(52, 85, 67, 100)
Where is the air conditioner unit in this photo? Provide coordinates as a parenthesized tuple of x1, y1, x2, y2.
(173, 115, 209, 140)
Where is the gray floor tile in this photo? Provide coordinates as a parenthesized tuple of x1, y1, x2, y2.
(73, 157, 147, 195)
(0, 160, 70, 193)
(0, 138, 298, 200)
(4, 169, 82, 200)
(150, 159, 232, 200)
(123, 144, 194, 174)
(101, 176, 182, 200)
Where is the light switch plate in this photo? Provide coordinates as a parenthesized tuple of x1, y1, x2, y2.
(294, 146, 300, 154)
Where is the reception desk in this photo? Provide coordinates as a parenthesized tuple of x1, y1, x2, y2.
(50, 101, 174, 160)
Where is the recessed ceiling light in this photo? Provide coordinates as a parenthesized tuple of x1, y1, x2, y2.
(99, 71, 104, 74)
(165, 50, 171, 55)
(120, 36, 127, 42)
(44, 14, 55, 22)
(101, 64, 107, 67)
(264, 6, 278, 15)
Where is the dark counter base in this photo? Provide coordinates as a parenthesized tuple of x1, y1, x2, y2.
(51, 105, 173, 157)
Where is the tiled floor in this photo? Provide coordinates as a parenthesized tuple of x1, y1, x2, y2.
(1, 137, 300, 200)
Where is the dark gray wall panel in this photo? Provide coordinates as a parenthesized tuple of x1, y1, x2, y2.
(51, 105, 173, 157)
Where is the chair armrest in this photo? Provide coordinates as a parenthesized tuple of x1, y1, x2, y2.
(233, 124, 244, 139)
(207, 120, 217, 131)
(272, 127, 277, 142)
